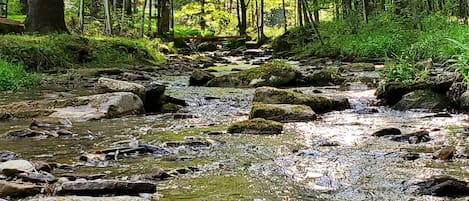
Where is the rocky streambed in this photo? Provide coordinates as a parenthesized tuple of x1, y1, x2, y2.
(0, 51, 468, 200)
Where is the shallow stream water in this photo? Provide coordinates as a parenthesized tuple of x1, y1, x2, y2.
(0, 57, 468, 201)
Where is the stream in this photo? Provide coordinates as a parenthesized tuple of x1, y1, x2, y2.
(0, 53, 468, 201)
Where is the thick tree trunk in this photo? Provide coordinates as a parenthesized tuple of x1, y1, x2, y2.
(200, 0, 206, 30)
(25, 0, 67, 33)
(239, 0, 247, 35)
(157, 0, 170, 36)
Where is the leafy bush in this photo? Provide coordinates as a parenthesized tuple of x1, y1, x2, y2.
(448, 39, 469, 85)
(0, 59, 40, 91)
(379, 57, 429, 84)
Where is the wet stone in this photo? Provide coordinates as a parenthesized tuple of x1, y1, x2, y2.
(0, 151, 16, 162)
(228, 118, 284, 135)
(388, 131, 431, 144)
(417, 175, 469, 197)
(0, 160, 35, 176)
(0, 181, 41, 198)
(17, 171, 56, 183)
(402, 153, 420, 161)
(56, 180, 156, 196)
(372, 128, 401, 137)
(432, 146, 456, 160)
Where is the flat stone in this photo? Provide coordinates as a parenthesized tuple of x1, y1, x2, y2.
(0, 160, 35, 176)
(250, 103, 317, 123)
(433, 146, 456, 160)
(372, 128, 401, 137)
(0, 181, 41, 197)
(24, 196, 149, 201)
(56, 180, 156, 195)
(417, 175, 469, 197)
(96, 77, 145, 99)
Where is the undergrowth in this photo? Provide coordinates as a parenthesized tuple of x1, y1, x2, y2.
(0, 59, 40, 91)
(0, 34, 165, 72)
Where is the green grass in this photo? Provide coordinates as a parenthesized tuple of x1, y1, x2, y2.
(0, 34, 165, 72)
(279, 15, 469, 63)
(0, 59, 40, 91)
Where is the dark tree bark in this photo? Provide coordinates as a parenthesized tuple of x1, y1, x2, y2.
(157, 0, 170, 36)
(20, 0, 28, 14)
(25, 0, 67, 33)
(239, 0, 247, 35)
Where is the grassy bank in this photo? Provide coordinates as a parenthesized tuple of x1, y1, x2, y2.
(275, 15, 469, 62)
(0, 34, 166, 72)
(0, 59, 40, 91)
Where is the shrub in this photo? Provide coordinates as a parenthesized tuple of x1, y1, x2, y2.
(0, 59, 40, 91)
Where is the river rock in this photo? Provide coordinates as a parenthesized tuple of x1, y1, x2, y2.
(392, 90, 451, 111)
(417, 175, 469, 197)
(0, 181, 41, 197)
(250, 103, 317, 123)
(253, 87, 350, 114)
(0, 160, 35, 176)
(189, 70, 215, 86)
(197, 42, 218, 52)
(227, 118, 283, 134)
(339, 63, 375, 72)
(17, 171, 56, 183)
(433, 146, 456, 160)
(376, 74, 455, 106)
(298, 67, 346, 86)
(458, 90, 469, 111)
(0, 151, 16, 162)
(49, 92, 144, 121)
(144, 83, 166, 113)
(96, 77, 145, 99)
(56, 180, 156, 195)
(24, 196, 149, 201)
(389, 131, 431, 144)
(206, 62, 301, 87)
(372, 128, 401, 137)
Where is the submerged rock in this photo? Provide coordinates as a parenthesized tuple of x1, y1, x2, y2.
(417, 175, 469, 197)
(206, 62, 301, 87)
(249, 103, 317, 122)
(0, 181, 41, 198)
(228, 118, 283, 134)
(96, 77, 145, 99)
(56, 180, 156, 195)
(0, 151, 16, 162)
(253, 87, 350, 114)
(389, 131, 431, 144)
(189, 69, 215, 86)
(392, 90, 450, 111)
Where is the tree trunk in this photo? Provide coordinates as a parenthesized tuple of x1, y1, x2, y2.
(282, 0, 287, 31)
(20, 0, 28, 14)
(25, 0, 67, 33)
(90, 0, 101, 18)
(157, 0, 170, 36)
(200, 0, 206, 30)
(313, 0, 319, 24)
(239, 0, 247, 35)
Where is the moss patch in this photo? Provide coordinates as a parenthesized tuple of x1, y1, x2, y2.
(227, 118, 283, 134)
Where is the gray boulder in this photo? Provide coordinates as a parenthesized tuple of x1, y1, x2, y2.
(250, 103, 317, 123)
(49, 92, 144, 121)
(24, 196, 149, 201)
(253, 87, 350, 114)
(392, 90, 450, 111)
(189, 70, 215, 86)
(0, 160, 35, 176)
(96, 77, 145, 99)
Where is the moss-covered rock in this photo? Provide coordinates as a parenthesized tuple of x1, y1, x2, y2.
(250, 103, 317, 122)
(206, 61, 301, 88)
(253, 87, 350, 114)
(189, 70, 215, 86)
(339, 63, 375, 72)
(299, 67, 345, 86)
(392, 89, 451, 111)
(227, 118, 283, 134)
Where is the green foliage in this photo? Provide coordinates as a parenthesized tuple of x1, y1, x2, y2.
(0, 59, 40, 91)
(283, 14, 469, 63)
(0, 34, 164, 72)
(448, 38, 469, 86)
(379, 56, 430, 85)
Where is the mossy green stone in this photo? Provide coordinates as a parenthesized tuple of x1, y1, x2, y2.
(227, 118, 283, 134)
(250, 103, 316, 122)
